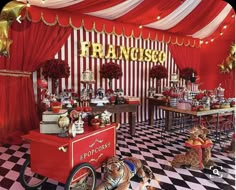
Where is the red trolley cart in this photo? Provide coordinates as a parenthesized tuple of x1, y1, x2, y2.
(19, 124, 116, 190)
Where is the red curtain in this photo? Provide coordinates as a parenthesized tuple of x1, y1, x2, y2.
(199, 19, 235, 98)
(168, 43, 201, 72)
(0, 20, 72, 144)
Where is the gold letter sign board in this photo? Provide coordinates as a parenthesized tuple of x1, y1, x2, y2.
(79, 41, 166, 64)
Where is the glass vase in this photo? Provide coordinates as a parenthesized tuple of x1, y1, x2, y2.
(156, 79, 161, 93)
(53, 78, 59, 95)
(108, 79, 112, 90)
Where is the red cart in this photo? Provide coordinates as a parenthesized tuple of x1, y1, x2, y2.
(19, 124, 116, 190)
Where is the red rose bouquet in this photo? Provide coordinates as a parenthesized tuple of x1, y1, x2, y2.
(100, 62, 123, 80)
(180, 67, 197, 81)
(149, 65, 168, 80)
(162, 90, 170, 97)
(42, 59, 70, 79)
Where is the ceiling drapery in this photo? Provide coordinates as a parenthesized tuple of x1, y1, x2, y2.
(22, 6, 200, 47)
(17, 0, 234, 45)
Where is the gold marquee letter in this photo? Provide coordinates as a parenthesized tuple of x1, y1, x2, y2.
(130, 47, 138, 61)
(144, 49, 152, 62)
(91, 43, 104, 58)
(80, 41, 90, 57)
(119, 46, 130, 61)
(158, 51, 166, 64)
(138, 48, 144, 62)
(151, 50, 158, 62)
(105, 44, 117, 59)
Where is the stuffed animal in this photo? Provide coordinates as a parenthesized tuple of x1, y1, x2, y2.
(198, 126, 214, 168)
(96, 156, 153, 190)
(171, 125, 206, 169)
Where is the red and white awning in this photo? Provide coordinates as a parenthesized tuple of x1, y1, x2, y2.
(17, 0, 235, 41)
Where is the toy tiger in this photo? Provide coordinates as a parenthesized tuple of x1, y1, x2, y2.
(96, 156, 153, 190)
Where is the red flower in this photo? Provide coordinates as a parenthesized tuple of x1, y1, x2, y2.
(162, 90, 170, 97)
(109, 96, 116, 101)
(149, 65, 168, 80)
(42, 59, 70, 79)
(100, 62, 123, 80)
(195, 93, 204, 100)
(75, 106, 83, 112)
(180, 67, 197, 81)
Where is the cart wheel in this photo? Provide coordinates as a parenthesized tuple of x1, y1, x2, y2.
(65, 163, 96, 190)
(19, 157, 48, 189)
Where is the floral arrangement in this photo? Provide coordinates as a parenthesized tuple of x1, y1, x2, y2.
(109, 96, 116, 102)
(195, 93, 205, 101)
(149, 65, 168, 80)
(100, 62, 123, 80)
(42, 59, 70, 79)
(162, 89, 179, 98)
(162, 90, 170, 97)
(180, 67, 197, 81)
(75, 106, 92, 112)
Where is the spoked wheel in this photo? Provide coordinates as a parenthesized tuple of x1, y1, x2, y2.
(19, 157, 48, 189)
(65, 163, 96, 190)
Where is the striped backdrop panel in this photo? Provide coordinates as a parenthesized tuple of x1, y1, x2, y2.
(33, 27, 183, 122)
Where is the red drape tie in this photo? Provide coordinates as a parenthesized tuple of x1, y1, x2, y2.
(0, 69, 31, 77)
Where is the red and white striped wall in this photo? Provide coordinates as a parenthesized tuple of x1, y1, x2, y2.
(33, 27, 183, 123)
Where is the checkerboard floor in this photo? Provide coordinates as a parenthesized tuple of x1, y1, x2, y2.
(0, 121, 235, 190)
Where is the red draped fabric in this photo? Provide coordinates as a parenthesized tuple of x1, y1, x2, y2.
(115, 0, 181, 24)
(28, 6, 200, 47)
(0, 20, 72, 144)
(59, 0, 126, 12)
(168, 43, 201, 72)
(167, 0, 227, 35)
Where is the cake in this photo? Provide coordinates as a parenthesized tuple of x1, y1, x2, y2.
(170, 73, 179, 82)
(81, 69, 95, 82)
(40, 109, 68, 134)
(40, 122, 64, 134)
(42, 109, 68, 122)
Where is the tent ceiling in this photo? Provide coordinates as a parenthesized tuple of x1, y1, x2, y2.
(17, 0, 235, 41)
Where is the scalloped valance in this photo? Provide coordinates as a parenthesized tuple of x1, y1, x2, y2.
(22, 6, 200, 48)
